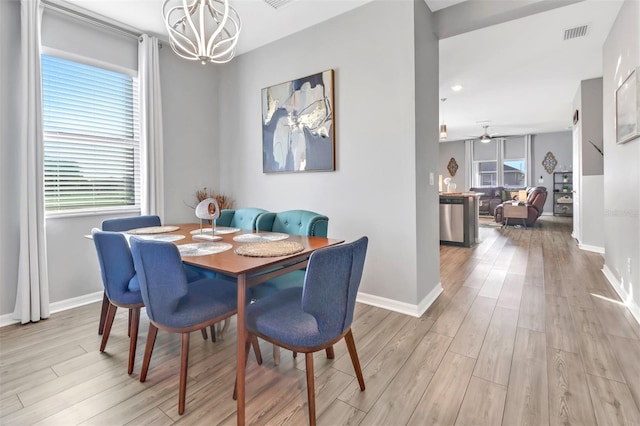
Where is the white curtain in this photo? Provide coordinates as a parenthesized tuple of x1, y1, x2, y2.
(14, 0, 49, 324)
(524, 134, 532, 186)
(139, 35, 165, 220)
(464, 140, 473, 189)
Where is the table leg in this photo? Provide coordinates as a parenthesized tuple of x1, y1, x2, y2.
(237, 273, 246, 426)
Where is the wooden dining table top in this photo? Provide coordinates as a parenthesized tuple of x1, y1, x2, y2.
(163, 223, 344, 277)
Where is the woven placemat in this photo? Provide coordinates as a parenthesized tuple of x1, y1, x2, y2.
(235, 241, 304, 257)
(127, 225, 180, 235)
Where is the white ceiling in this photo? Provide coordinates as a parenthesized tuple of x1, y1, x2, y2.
(61, 0, 624, 142)
(439, 0, 623, 142)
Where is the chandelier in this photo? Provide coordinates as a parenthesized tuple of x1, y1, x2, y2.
(162, 0, 241, 64)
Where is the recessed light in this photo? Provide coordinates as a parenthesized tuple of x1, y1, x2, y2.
(451, 85, 463, 92)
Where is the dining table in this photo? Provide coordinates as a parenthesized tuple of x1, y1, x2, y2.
(150, 223, 344, 425)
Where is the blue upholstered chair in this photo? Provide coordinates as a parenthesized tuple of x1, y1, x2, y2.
(242, 237, 368, 426)
(98, 215, 162, 336)
(255, 209, 328, 238)
(252, 209, 329, 299)
(92, 231, 144, 375)
(99, 215, 216, 341)
(130, 237, 249, 415)
(251, 210, 329, 364)
(215, 207, 268, 230)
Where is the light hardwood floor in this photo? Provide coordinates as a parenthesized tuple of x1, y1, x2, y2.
(2, 216, 640, 425)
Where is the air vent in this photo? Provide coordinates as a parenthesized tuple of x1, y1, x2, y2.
(263, 0, 295, 9)
(563, 24, 589, 40)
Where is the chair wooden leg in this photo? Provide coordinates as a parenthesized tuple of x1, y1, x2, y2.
(201, 327, 208, 340)
(100, 303, 117, 352)
(98, 292, 109, 335)
(128, 309, 132, 337)
(251, 335, 262, 365)
(220, 318, 230, 339)
(293, 351, 298, 359)
(305, 353, 316, 426)
(273, 345, 280, 365)
(325, 346, 335, 359)
(178, 332, 190, 415)
(127, 307, 140, 375)
(344, 329, 365, 391)
(210, 324, 216, 342)
(140, 324, 158, 383)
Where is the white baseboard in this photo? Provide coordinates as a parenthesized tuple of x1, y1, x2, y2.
(357, 282, 443, 318)
(579, 243, 605, 254)
(0, 291, 103, 328)
(602, 265, 640, 326)
(50, 291, 103, 314)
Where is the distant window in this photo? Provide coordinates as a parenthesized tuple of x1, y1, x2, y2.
(41, 54, 140, 213)
(503, 159, 526, 187)
(473, 161, 497, 186)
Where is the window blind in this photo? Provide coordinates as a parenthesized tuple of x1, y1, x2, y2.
(41, 54, 140, 212)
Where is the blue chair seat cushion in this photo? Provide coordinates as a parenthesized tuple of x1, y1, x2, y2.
(110, 287, 143, 305)
(161, 278, 238, 328)
(246, 287, 333, 348)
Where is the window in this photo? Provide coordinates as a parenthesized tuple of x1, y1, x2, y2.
(473, 161, 497, 186)
(470, 137, 529, 188)
(41, 54, 140, 213)
(503, 159, 526, 187)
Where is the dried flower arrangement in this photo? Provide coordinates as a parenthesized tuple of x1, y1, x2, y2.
(194, 187, 234, 210)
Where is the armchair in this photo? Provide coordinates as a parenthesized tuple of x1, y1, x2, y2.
(215, 207, 268, 230)
(255, 209, 328, 237)
(240, 237, 369, 426)
(92, 231, 143, 375)
(130, 237, 260, 415)
(494, 186, 548, 226)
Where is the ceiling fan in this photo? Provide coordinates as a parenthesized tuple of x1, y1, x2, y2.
(478, 125, 493, 143)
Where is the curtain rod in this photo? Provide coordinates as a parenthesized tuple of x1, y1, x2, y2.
(41, 0, 142, 40)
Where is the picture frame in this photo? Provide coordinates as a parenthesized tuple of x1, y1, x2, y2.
(615, 68, 640, 144)
(261, 70, 335, 173)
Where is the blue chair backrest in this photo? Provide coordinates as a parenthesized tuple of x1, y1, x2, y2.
(102, 215, 161, 232)
(302, 237, 368, 338)
(256, 210, 328, 237)
(129, 237, 188, 325)
(216, 208, 268, 230)
(93, 231, 139, 303)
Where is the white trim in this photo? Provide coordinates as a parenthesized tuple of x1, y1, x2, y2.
(602, 265, 640, 326)
(0, 290, 103, 328)
(50, 290, 103, 314)
(579, 243, 605, 254)
(357, 283, 443, 318)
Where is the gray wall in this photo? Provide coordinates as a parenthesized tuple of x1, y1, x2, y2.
(0, 0, 22, 316)
(580, 78, 604, 176)
(218, 0, 440, 308)
(438, 140, 466, 191)
(413, 0, 441, 305)
(532, 131, 573, 213)
(603, 0, 640, 318)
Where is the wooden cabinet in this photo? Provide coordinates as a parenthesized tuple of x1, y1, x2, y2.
(553, 172, 573, 216)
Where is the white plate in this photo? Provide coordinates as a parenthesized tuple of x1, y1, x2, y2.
(233, 232, 289, 243)
(177, 242, 232, 257)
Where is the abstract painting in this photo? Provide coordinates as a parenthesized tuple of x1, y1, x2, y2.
(616, 68, 639, 144)
(262, 70, 335, 173)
